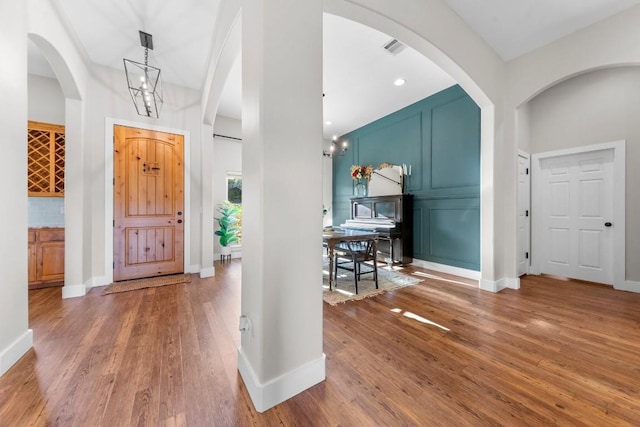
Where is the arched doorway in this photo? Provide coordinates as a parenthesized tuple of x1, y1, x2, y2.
(28, 33, 85, 299)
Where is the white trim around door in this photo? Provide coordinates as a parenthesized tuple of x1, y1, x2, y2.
(531, 140, 625, 289)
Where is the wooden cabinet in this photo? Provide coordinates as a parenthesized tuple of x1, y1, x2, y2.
(28, 228, 65, 289)
(27, 121, 65, 197)
(28, 231, 37, 283)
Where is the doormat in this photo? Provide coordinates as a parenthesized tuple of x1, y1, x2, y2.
(101, 274, 191, 295)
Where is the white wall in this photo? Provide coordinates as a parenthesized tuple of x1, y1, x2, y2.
(28, 0, 90, 298)
(28, 74, 64, 124)
(239, 0, 326, 411)
(507, 6, 640, 108)
(87, 64, 205, 284)
(213, 116, 242, 256)
(211, 118, 334, 255)
(27, 1, 89, 101)
(0, 0, 32, 376)
(528, 67, 640, 281)
(517, 102, 531, 154)
(504, 4, 640, 284)
(24, 0, 224, 290)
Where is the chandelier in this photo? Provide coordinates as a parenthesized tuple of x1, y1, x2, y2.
(323, 136, 348, 157)
(123, 31, 163, 118)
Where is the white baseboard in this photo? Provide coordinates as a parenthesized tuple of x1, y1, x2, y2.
(84, 277, 100, 293)
(504, 277, 520, 290)
(62, 284, 87, 299)
(187, 264, 200, 274)
(237, 348, 326, 413)
(0, 329, 33, 376)
(61, 277, 106, 298)
(200, 266, 215, 278)
(409, 259, 481, 281)
(480, 279, 499, 292)
(479, 277, 519, 293)
(91, 275, 110, 288)
(615, 280, 640, 293)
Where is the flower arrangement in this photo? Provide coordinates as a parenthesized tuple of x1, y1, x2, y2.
(350, 164, 373, 181)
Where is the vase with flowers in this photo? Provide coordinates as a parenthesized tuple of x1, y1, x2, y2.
(350, 164, 373, 196)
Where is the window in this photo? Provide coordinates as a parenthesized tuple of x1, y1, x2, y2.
(226, 172, 242, 204)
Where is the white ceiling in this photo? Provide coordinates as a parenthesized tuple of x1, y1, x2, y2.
(442, 0, 640, 60)
(320, 14, 456, 139)
(214, 14, 456, 138)
(28, 0, 640, 139)
(49, 0, 222, 90)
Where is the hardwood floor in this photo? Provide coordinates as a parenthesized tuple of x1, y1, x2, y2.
(1, 261, 640, 426)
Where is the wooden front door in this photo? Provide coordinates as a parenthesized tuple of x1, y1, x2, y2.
(114, 126, 184, 281)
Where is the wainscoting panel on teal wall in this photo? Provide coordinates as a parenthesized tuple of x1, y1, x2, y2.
(431, 97, 480, 190)
(412, 206, 424, 256)
(417, 198, 481, 270)
(430, 209, 477, 261)
(358, 114, 422, 192)
(333, 84, 481, 271)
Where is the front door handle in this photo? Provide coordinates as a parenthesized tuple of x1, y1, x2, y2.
(605, 222, 612, 227)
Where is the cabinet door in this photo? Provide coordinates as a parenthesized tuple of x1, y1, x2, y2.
(37, 241, 65, 282)
(28, 243, 37, 283)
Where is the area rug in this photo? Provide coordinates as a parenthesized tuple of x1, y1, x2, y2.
(323, 259, 421, 305)
(101, 274, 191, 295)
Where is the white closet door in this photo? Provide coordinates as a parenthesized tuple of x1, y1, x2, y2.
(517, 154, 530, 276)
(539, 149, 613, 284)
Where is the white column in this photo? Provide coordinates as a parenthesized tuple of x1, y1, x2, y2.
(0, 0, 32, 376)
(501, 106, 521, 289)
(239, 0, 325, 412)
(200, 123, 215, 277)
(63, 98, 86, 298)
(480, 106, 497, 291)
(480, 102, 518, 292)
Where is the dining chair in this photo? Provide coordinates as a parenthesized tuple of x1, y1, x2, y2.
(333, 239, 378, 294)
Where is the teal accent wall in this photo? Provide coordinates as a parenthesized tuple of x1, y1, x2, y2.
(332, 85, 480, 271)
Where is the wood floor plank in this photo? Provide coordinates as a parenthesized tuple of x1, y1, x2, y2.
(1, 262, 640, 425)
(128, 288, 167, 427)
(101, 290, 157, 425)
(157, 286, 186, 424)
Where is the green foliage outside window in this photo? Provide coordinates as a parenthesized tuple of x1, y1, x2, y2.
(227, 177, 242, 204)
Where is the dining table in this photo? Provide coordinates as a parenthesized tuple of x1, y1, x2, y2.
(323, 228, 379, 290)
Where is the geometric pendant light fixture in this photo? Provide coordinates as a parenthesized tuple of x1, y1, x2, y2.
(123, 31, 163, 118)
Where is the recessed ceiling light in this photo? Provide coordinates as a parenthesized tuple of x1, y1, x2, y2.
(394, 78, 406, 86)
(325, 121, 332, 125)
